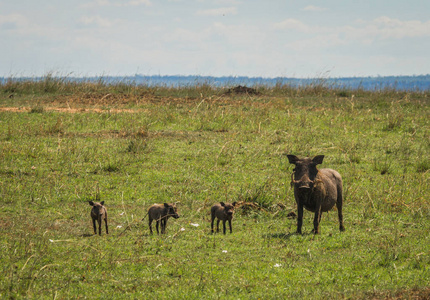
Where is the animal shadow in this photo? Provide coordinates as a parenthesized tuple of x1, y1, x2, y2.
(81, 233, 95, 238)
(265, 232, 313, 240)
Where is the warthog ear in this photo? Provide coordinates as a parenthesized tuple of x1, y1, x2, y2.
(164, 203, 170, 208)
(89, 201, 94, 206)
(220, 202, 225, 207)
(100, 201, 105, 206)
(287, 155, 299, 164)
(312, 155, 325, 165)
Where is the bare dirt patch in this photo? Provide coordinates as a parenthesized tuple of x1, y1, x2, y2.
(0, 106, 148, 114)
(1, 92, 287, 114)
(366, 287, 430, 299)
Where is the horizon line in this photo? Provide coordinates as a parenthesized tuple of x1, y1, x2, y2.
(1, 73, 430, 80)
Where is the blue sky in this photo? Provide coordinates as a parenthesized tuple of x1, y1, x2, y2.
(1, 0, 429, 78)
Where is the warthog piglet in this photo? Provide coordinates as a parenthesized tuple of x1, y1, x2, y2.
(211, 202, 237, 234)
(89, 201, 108, 235)
(148, 203, 179, 235)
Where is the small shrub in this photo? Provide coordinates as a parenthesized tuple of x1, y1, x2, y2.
(46, 118, 64, 135)
(103, 163, 120, 172)
(127, 139, 148, 153)
(349, 153, 361, 164)
(384, 116, 403, 131)
(237, 181, 274, 211)
(29, 106, 45, 114)
(2, 79, 18, 93)
(336, 90, 350, 97)
(417, 160, 429, 173)
(373, 156, 392, 175)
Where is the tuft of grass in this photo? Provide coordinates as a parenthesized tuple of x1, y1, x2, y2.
(384, 113, 404, 131)
(126, 139, 148, 154)
(237, 180, 274, 210)
(373, 152, 393, 175)
(102, 162, 120, 173)
(336, 90, 351, 97)
(416, 160, 429, 173)
(29, 105, 45, 114)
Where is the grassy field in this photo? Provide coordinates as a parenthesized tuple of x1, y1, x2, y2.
(0, 78, 429, 299)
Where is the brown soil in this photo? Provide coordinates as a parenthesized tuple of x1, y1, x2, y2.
(0, 106, 147, 114)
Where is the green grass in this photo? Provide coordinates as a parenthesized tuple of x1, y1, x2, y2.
(0, 77, 429, 299)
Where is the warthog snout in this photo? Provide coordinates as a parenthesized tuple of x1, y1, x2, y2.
(291, 171, 315, 190)
(296, 179, 314, 190)
(287, 155, 345, 234)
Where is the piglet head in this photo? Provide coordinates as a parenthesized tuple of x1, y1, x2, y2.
(164, 203, 180, 219)
(220, 201, 236, 216)
(89, 201, 105, 216)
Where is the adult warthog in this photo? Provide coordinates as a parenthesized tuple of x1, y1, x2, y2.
(287, 155, 345, 234)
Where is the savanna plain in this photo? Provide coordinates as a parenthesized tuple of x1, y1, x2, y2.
(0, 77, 429, 299)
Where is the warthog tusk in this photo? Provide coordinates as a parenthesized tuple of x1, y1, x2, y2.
(290, 176, 317, 188)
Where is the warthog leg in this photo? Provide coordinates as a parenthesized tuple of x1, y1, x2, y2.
(312, 206, 322, 234)
(104, 216, 109, 234)
(337, 199, 345, 232)
(296, 203, 304, 234)
(92, 219, 97, 234)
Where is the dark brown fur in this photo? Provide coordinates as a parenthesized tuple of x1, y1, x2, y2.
(89, 201, 108, 235)
(211, 202, 237, 234)
(148, 203, 179, 235)
(287, 155, 345, 234)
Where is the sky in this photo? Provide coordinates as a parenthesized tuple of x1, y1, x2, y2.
(1, 0, 430, 78)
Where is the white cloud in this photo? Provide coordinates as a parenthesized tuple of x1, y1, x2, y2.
(128, 0, 152, 6)
(0, 14, 27, 30)
(0, 13, 64, 40)
(284, 34, 344, 52)
(303, 5, 327, 12)
(273, 18, 313, 33)
(213, 0, 241, 4)
(355, 16, 430, 40)
(273, 16, 430, 51)
(163, 27, 201, 44)
(79, 15, 114, 27)
(82, 0, 152, 8)
(196, 7, 237, 16)
(206, 22, 269, 49)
